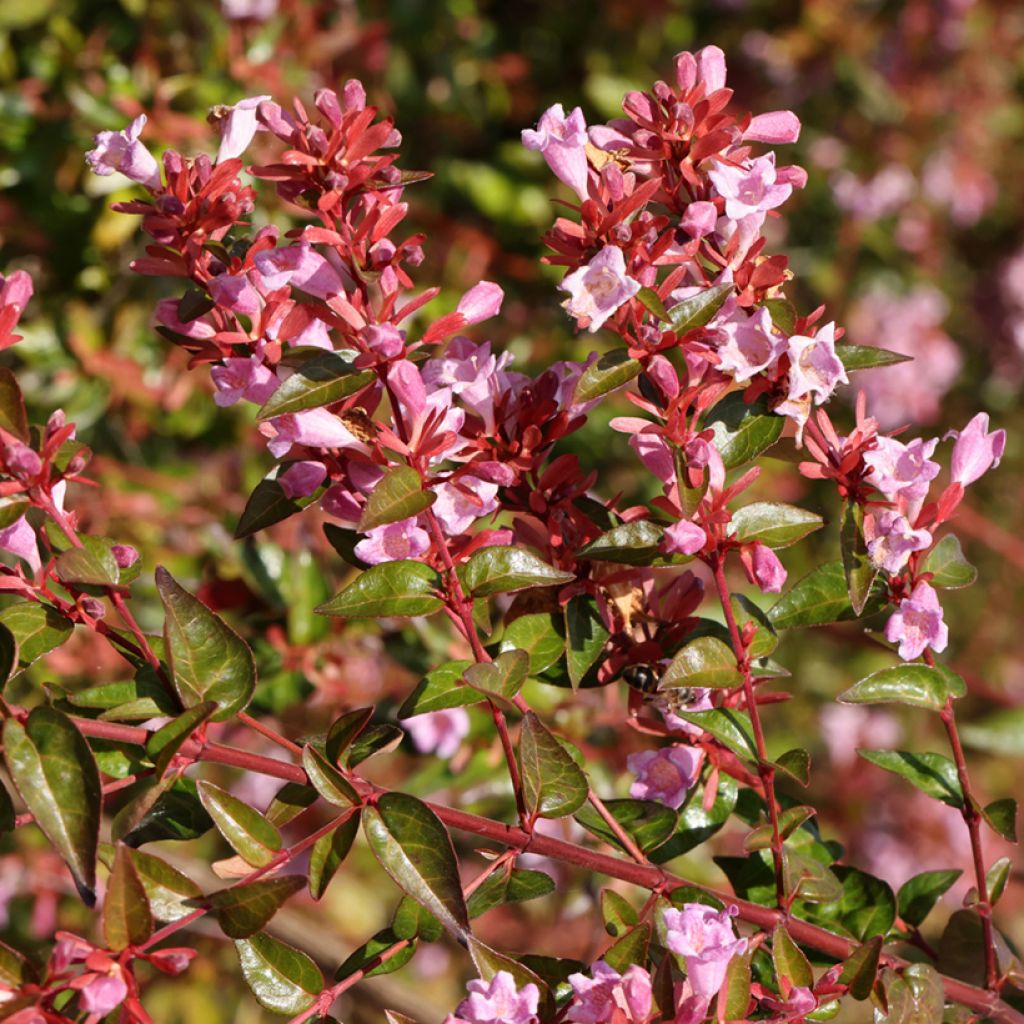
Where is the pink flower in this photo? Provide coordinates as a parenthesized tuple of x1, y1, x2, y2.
(278, 460, 327, 499)
(354, 517, 431, 565)
(663, 903, 748, 1001)
(947, 413, 1005, 486)
(865, 510, 932, 575)
(760, 986, 817, 1020)
(560, 246, 641, 333)
(221, 0, 277, 18)
(215, 95, 271, 162)
(111, 544, 140, 569)
(785, 322, 847, 405)
(85, 115, 162, 190)
(708, 153, 791, 222)
(263, 409, 370, 458)
(627, 746, 702, 809)
(363, 324, 405, 359)
(567, 961, 653, 1023)
(253, 243, 346, 299)
(457, 282, 504, 325)
(0, 271, 32, 313)
(432, 476, 500, 535)
(405, 708, 470, 759)
(211, 355, 278, 407)
(446, 971, 540, 1024)
(864, 436, 940, 523)
(715, 306, 784, 382)
(885, 580, 948, 661)
(680, 201, 719, 238)
(423, 337, 513, 428)
(522, 104, 590, 200)
(741, 542, 787, 593)
(0, 516, 40, 573)
(663, 520, 707, 556)
(208, 272, 262, 315)
(155, 298, 216, 340)
(743, 110, 801, 145)
(78, 970, 128, 1016)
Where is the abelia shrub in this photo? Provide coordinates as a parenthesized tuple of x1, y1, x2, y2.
(0, 42, 1018, 1024)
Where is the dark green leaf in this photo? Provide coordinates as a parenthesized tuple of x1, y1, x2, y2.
(839, 666, 962, 712)
(316, 560, 444, 619)
(731, 502, 823, 549)
(745, 806, 816, 851)
(257, 351, 375, 418)
(392, 894, 443, 942)
(468, 937, 549, 1002)
(573, 349, 642, 403)
(0, 368, 28, 440)
(156, 566, 256, 721)
(335, 928, 414, 980)
(719, 951, 752, 1020)
(398, 660, 477, 717)
(459, 546, 574, 597)
(463, 649, 528, 708)
(116, 777, 213, 846)
(922, 534, 976, 590)
(70, 676, 178, 721)
(236, 933, 323, 1016)
(938, 910, 989, 987)
(897, 870, 961, 928)
(575, 799, 677, 854)
(363, 792, 469, 937)
(798, 865, 895, 939)
(3, 708, 100, 904)
(768, 562, 886, 629)
(775, 748, 811, 786)
(266, 783, 318, 828)
(345, 723, 404, 767)
(764, 296, 797, 334)
(661, 636, 742, 689)
(839, 936, 882, 999)
(146, 701, 217, 777)
(0, 497, 28, 532)
(601, 889, 639, 937)
(675, 708, 757, 761)
(841, 501, 878, 616)
(578, 520, 666, 565)
(836, 344, 912, 371)
(55, 536, 121, 587)
(197, 781, 282, 868)
(309, 811, 360, 900)
(302, 745, 359, 807)
(857, 749, 963, 807)
(707, 393, 785, 469)
(210, 875, 306, 940)
(235, 472, 314, 539)
(103, 844, 153, 950)
(637, 286, 670, 321)
(520, 712, 589, 819)
(499, 612, 565, 675)
(772, 924, 813, 988)
(467, 868, 556, 919)
(651, 777, 738, 862)
(784, 849, 843, 905)
(128, 848, 203, 923)
(669, 282, 733, 333)
(986, 857, 1012, 906)
(0, 939, 35, 987)
(565, 595, 609, 689)
(981, 798, 1017, 843)
(603, 922, 651, 974)
(324, 707, 374, 763)
(0, 602, 73, 668)
(358, 466, 435, 531)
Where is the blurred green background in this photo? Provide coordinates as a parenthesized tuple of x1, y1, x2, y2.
(0, 1, 1022, 1020)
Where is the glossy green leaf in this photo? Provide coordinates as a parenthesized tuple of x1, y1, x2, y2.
(257, 351, 374, 418)
(363, 792, 469, 938)
(719, 951, 752, 1020)
(839, 665, 962, 712)
(197, 781, 282, 868)
(784, 849, 843, 905)
(345, 723, 404, 767)
(468, 937, 550, 1005)
(575, 799, 677, 854)
(316, 560, 444, 619)
(302, 745, 359, 807)
(730, 502, 823, 549)
(236, 933, 323, 1016)
(392, 894, 443, 943)
(128, 848, 203, 923)
(459, 546, 574, 597)
(146, 701, 217, 777)
(235, 471, 316, 539)
(960, 708, 1024, 756)
(324, 707, 375, 763)
(707, 393, 785, 469)
(266, 783, 319, 828)
(0, 939, 35, 987)
(574, 348, 642, 403)
(986, 857, 1012, 906)
(499, 612, 565, 675)
(981, 798, 1017, 843)
(669, 282, 733, 333)
(103, 844, 153, 950)
(651, 777, 739, 862)
(579, 520, 665, 565)
(0, 602, 73, 668)
(841, 501, 878, 616)
(745, 806, 816, 851)
(836, 344, 912, 371)
(463, 648, 528, 708)
(922, 534, 977, 589)
(309, 811, 361, 901)
(601, 889, 639, 937)
(0, 368, 28, 440)
(603, 922, 651, 975)
(398, 660, 477, 717)
(675, 708, 757, 761)
(636, 286, 669, 321)
(54, 536, 120, 587)
(520, 712, 589, 819)
(115, 777, 213, 846)
(768, 561, 886, 629)
(775, 747, 811, 786)
(70, 676, 178, 721)
(358, 466, 435, 531)
(661, 636, 742, 689)
(156, 566, 256, 721)
(3, 708, 100, 904)
(800, 865, 896, 939)
(857, 749, 963, 806)
(772, 923, 813, 988)
(897, 870, 961, 928)
(335, 928, 415, 980)
(209, 875, 306, 940)
(466, 868, 556, 919)
(839, 936, 882, 999)
(565, 595, 609, 689)
(0, 497, 28, 532)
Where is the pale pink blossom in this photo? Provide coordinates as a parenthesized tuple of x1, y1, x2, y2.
(253, 243, 346, 299)
(221, 0, 277, 18)
(785, 322, 847, 405)
(263, 409, 370, 458)
(865, 510, 932, 575)
(884, 580, 948, 661)
(405, 708, 470, 759)
(663, 904, 748, 1001)
(208, 272, 262, 315)
(215, 95, 270, 162)
(760, 986, 817, 1020)
(742, 542, 787, 593)
(0, 271, 32, 313)
(922, 149, 995, 228)
(423, 337, 513, 426)
(211, 355, 278, 407)
(663, 520, 707, 556)
(278, 460, 328, 499)
(560, 246, 641, 333)
(715, 306, 784, 382)
(457, 282, 504, 325)
(820, 704, 901, 770)
(354, 517, 431, 565)
(831, 165, 915, 223)
(708, 153, 791, 222)
(947, 413, 1005, 487)
(85, 115, 162, 190)
(627, 746, 702, 808)
(0, 516, 40, 573)
(864, 436, 940, 523)
(154, 298, 216, 339)
(445, 971, 540, 1024)
(111, 545, 140, 569)
(432, 476, 500, 535)
(743, 110, 801, 144)
(78, 971, 128, 1016)
(521, 104, 590, 200)
(363, 324, 405, 359)
(567, 961, 652, 1023)
(681, 201, 719, 238)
